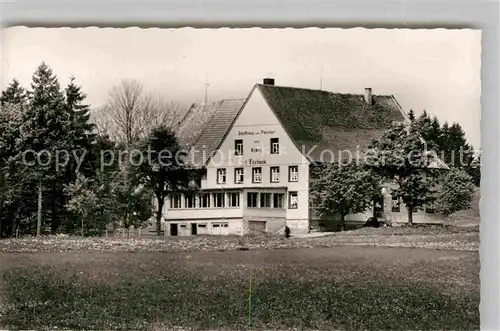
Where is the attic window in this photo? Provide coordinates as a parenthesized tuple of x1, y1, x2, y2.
(235, 139, 243, 155)
(270, 138, 280, 154)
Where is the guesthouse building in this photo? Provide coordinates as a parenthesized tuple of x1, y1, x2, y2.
(161, 79, 447, 236)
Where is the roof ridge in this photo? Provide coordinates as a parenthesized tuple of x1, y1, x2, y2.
(257, 83, 393, 97)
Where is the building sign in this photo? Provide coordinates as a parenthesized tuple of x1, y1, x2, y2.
(237, 129, 276, 136)
(237, 159, 267, 166)
(235, 128, 277, 166)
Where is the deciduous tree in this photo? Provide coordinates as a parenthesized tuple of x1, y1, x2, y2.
(136, 126, 194, 235)
(436, 168, 476, 221)
(368, 123, 439, 225)
(310, 163, 381, 229)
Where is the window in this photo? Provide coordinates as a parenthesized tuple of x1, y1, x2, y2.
(288, 192, 298, 209)
(212, 223, 228, 228)
(391, 196, 400, 212)
(234, 139, 243, 155)
(180, 224, 187, 228)
(273, 193, 284, 208)
(289, 166, 299, 182)
(270, 138, 279, 154)
(213, 224, 220, 228)
(270, 166, 280, 183)
(201, 193, 210, 208)
(229, 192, 240, 207)
(252, 167, 262, 183)
(247, 192, 258, 208)
(185, 194, 195, 208)
(260, 193, 272, 208)
(213, 193, 225, 208)
(235, 168, 244, 184)
(170, 194, 182, 209)
(217, 168, 226, 184)
(198, 224, 207, 228)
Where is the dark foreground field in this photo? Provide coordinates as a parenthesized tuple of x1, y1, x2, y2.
(0, 228, 479, 331)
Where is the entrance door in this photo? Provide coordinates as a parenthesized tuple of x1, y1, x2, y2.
(191, 223, 197, 235)
(170, 224, 178, 236)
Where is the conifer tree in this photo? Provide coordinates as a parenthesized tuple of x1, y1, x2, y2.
(407, 109, 416, 122)
(17, 62, 72, 234)
(0, 79, 27, 106)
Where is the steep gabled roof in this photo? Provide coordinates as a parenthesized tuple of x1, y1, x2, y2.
(187, 98, 246, 167)
(257, 84, 406, 161)
(185, 82, 446, 170)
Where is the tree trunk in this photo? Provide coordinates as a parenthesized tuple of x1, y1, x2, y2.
(37, 182, 42, 237)
(81, 212, 85, 237)
(156, 196, 164, 236)
(340, 214, 346, 231)
(407, 207, 413, 226)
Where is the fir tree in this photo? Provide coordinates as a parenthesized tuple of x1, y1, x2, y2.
(407, 109, 416, 122)
(64, 77, 97, 178)
(17, 62, 72, 233)
(0, 79, 27, 106)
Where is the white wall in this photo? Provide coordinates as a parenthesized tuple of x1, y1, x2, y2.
(206, 86, 310, 223)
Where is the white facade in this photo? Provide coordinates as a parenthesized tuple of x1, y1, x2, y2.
(162, 87, 311, 236)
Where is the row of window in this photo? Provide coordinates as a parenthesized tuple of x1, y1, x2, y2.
(234, 138, 280, 155)
(170, 192, 299, 209)
(178, 223, 228, 229)
(217, 166, 299, 184)
(391, 197, 435, 213)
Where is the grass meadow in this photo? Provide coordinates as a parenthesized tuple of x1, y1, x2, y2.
(0, 226, 479, 330)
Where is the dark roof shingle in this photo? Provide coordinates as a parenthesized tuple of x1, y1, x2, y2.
(257, 84, 406, 162)
(177, 101, 222, 147)
(187, 99, 246, 167)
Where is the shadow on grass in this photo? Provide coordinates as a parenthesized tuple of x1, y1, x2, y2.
(1, 266, 478, 331)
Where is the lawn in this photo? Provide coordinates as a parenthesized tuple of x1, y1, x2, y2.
(0, 227, 480, 330)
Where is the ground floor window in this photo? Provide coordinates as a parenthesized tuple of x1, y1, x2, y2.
(229, 192, 240, 207)
(288, 192, 298, 209)
(201, 193, 210, 208)
(260, 193, 272, 208)
(273, 193, 284, 208)
(170, 194, 182, 209)
(185, 194, 195, 208)
(213, 193, 225, 208)
(391, 196, 400, 212)
(247, 192, 258, 207)
(212, 223, 229, 228)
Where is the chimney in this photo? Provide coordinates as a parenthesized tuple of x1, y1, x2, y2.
(364, 88, 372, 105)
(263, 78, 275, 85)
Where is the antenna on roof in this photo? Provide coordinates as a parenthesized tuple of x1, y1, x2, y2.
(320, 63, 323, 91)
(319, 44, 325, 90)
(204, 72, 210, 104)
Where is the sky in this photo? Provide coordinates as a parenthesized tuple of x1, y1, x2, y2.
(1, 27, 481, 149)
